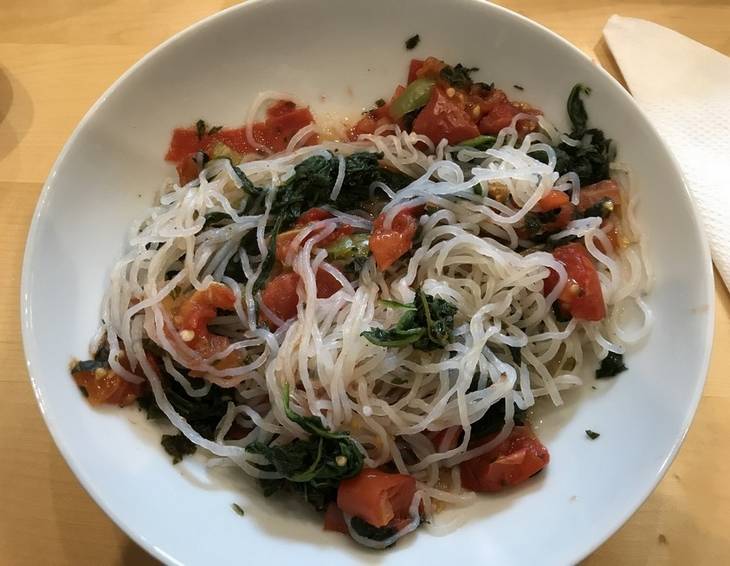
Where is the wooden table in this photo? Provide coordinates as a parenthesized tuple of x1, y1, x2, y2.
(1, 1, 728, 563)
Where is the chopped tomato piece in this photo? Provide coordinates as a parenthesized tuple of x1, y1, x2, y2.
(276, 209, 354, 264)
(578, 179, 622, 212)
(260, 269, 343, 328)
(478, 102, 519, 135)
(408, 59, 425, 83)
(73, 368, 143, 407)
(175, 283, 236, 358)
(460, 426, 549, 492)
(536, 189, 570, 212)
(476, 88, 509, 115)
(315, 268, 343, 299)
(370, 206, 423, 271)
(413, 56, 446, 81)
(412, 87, 479, 144)
(429, 426, 461, 452)
(261, 272, 301, 325)
(337, 469, 416, 528)
(176, 155, 201, 185)
(264, 107, 316, 152)
(543, 243, 606, 321)
(324, 503, 349, 534)
(266, 99, 297, 118)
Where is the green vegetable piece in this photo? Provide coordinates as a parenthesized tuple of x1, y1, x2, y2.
(389, 78, 435, 119)
(231, 503, 245, 516)
(361, 289, 457, 351)
(582, 197, 614, 220)
(161, 433, 197, 464)
(350, 516, 398, 544)
(405, 34, 420, 50)
(585, 430, 600, 440)
(325, 233, 370, 263)
(246, 384, 364, 511)
(440, 63, 479, 90)
(379, 299, 416, 310)
(458, 135, 497, 150)
(567, 84, 591, 135)
(596, 351, 627, 378)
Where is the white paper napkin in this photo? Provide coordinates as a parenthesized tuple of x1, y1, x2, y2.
(603, 15, 730, 286)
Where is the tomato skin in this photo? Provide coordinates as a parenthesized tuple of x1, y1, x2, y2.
(460, 427, 549, 492)
(578, 179, 622, 211)
(543, 243, 606, 321)
(370, 206, 423, 271)
(535, 190, 576, 232)
(476, 88, 508, 114)
(337, 469, 417, 528)
(315, 268, 343, 299)
(266, 99, 297, 118)
(324, 503, 349, 534)
(175, 283, 237, 358)
(412, 87, 480, 144)
(413, 56, 446, 81)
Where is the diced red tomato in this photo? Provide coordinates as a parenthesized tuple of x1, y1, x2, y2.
(370, 206, 423, 271)
(337, 469, 417, 528)
(266, 99, 297, 118)
(578, 179, 622, 212)
(460, 426, 549, 492)
(260, 269, 343, 328)
(408, 59, 425, 83)
(413, 56, 446, 81)
(165, 102, 316, 184)
(543, 243, 606, 321)
(276, 209, 354, 264)
(412, 87, 480, 144)
(323, 503, 349, 534)
(175, 283, 236, 358)
(261, 272, 301, 325)
(536, 189, 570, 212)
(429, 426, 461, 452)
(176, 155, 201, 185)
(73, 368, 143, 407)
(534, 189, 576, 232)
(477, 89, 508, 114)
(478, 102, 519, 135)
(350, 86, 405, 139)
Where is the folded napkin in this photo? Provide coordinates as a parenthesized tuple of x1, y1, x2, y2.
(603, 15, 730, 286)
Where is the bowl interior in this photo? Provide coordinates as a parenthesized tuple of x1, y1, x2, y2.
(22, 0, 713, 564)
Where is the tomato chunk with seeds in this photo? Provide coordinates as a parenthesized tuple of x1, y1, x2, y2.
(337, 469, 416, 528)
(412, 87, 479, 145)
(370, 206, 423, 271)
(543, 243, 606, 321)
(260, 269, 343, 328)
(460, 426, 549, 492)
(578, 179, 622, 212)
(73, 368, 143, 407)
(175, 283, 236, 358)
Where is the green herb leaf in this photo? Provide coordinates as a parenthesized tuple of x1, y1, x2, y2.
(375, 98, 386, 108)
(195, 119, 206, 140)
(246, 384, 364, 511)
(458, 135, 497, 150)
(405, 34, 420, 50)
(362, 289, 457, 351)
(231, 503, 245, 516)
(567, 84, 591, 135)
(585, 429, 600, 440)
(161, 433, 197, 464)
(596, 351, 627, 378)
(350, 516, 398, 544)
(440, 63, 479, 90)
(378, 298, 417, 310)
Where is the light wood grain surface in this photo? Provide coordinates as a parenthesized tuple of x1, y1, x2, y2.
(1, 1, 728, 564)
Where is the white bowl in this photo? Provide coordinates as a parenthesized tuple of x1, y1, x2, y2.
(21, 0, 714, 564)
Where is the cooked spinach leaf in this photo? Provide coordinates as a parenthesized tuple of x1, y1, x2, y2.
(532, 84, 615, 186)
(247, 384, 364, 511)
(582, 196, 614, 219)
(350, 516, 398, 544)
(405, 34, 420, 50)
(470, 397, 527, 439)
(585, 429, 600, 440)
(596, 351, 627, 378)
(362, 289, 457, 351)
(161, 433, 197, 464)
(440, 63, 479, 90)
